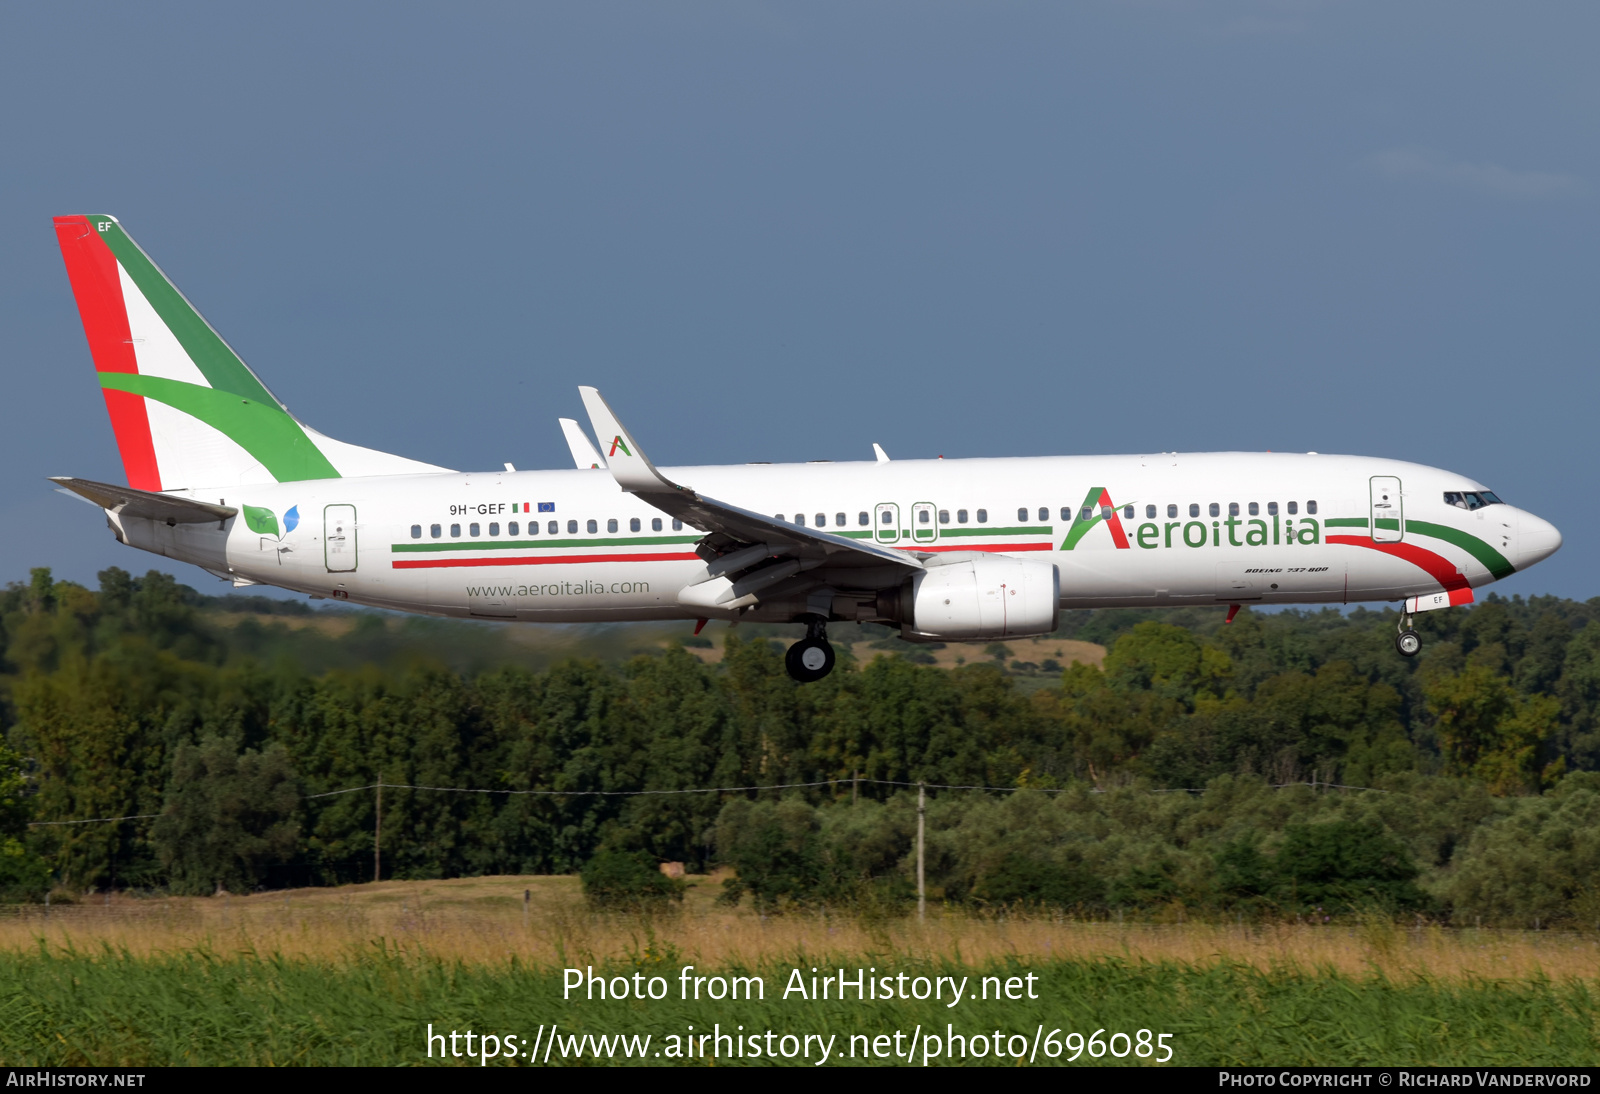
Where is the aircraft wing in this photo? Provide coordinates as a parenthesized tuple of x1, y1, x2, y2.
(50, 476, 237, 524)
(579, 387, 920, 610)
(558, 418, 606, 470)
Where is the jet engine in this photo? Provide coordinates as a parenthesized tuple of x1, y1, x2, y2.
(882, 555, 1059, 641)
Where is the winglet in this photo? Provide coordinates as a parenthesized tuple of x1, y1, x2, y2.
(578, 387, 684, 495)
(873, 443, 890, 463)
(558, 418, 606, 470)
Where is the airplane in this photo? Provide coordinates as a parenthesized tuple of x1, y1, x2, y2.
(48, 214, 1563, 682)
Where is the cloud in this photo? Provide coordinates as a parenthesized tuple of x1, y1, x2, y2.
(1366, 148, 1585, 200)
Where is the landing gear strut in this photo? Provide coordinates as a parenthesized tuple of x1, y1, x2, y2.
(786, 616, 836, 683)
(1395, 611, 1422, 658)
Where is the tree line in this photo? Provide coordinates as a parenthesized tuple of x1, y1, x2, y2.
(2, 565, 1599, 926)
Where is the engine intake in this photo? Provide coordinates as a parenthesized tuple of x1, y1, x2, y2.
(892, 555, 1059, 641)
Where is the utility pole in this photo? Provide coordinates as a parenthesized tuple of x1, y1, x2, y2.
(374, 781, 382, 884)
(917, 781, 926, 923)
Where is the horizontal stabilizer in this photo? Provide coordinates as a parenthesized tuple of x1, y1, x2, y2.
(49, 476, 236, 524)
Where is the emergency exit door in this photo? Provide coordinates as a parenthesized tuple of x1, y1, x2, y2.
(324, 505, 358, 571)
(911, 502, 937, 543)
(874, 502, 900, 543)
(1370, 477, 1403, 543)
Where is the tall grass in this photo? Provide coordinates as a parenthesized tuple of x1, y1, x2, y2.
(0, 877, 1596, 1066)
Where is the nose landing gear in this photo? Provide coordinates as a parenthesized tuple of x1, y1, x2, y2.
(1395, 610, 1421, 658)
(785, 616, 836, 683)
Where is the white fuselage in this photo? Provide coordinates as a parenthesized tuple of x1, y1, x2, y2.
(118, 451, 1560, 627)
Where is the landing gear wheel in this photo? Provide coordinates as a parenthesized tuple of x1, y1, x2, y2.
(785, 638, 836, 683)
(1395, 630, 1422, 657)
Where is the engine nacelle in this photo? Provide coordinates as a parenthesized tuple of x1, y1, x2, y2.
(898, 555, 1059, 641)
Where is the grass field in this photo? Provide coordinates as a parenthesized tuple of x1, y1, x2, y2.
(1, 876, 1596, 1066)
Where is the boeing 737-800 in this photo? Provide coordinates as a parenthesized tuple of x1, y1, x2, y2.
(49, 215, 1563, 681)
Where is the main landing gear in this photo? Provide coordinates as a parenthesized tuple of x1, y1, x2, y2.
(1395, 610, 1422, 658)
(786, 616, 836, 683)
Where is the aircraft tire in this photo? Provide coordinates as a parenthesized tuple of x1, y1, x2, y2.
(785, 638, 836, 683)
(1395, 630, 1422, 657)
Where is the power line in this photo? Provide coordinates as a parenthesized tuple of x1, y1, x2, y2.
(29, 775, 1386, 826)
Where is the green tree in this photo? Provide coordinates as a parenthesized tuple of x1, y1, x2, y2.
(1426, 664, 1559, 794)
(151, 734, 299, 894)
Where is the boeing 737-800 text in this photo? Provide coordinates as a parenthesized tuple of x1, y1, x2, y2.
(50, 215, 1562, 681)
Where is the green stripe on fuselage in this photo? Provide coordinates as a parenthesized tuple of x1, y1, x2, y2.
(393, 535, 700, 553)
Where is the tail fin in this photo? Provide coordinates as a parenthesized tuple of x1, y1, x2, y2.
(53, 215, 449, 490)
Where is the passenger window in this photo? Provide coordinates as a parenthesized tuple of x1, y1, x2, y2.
(607, 518, 618, 533)
(1307, 500, 1318, 515)
(977, 509, 988, 523)
(1100, 505, 1113, 520)
(1228, 503, 1239, 518)
(1146, 505, 1156, 519)
(1081, 507, 1094, 521)
(957, 509, 969, 523)
(489, 522, 500, 536)
(1038, 507, 1048, 522)
(1060, 507, 1072, 521)
(430, 524, 441, 539)
(1167, 504, 1177, 519)
(1248, 502, 1258, 517)
(920, 509, 931, 523)
(1123, 505, 1134, 520)
(652, 518, 662, 531)
(1287, 502, 1298, 516)
(508, 521, 519, 535)
(567, 520, 578, 533)
(1208, 503, 1220, 518)
(587, 519, 598, 534)
(1017, 507, 1028, 521)
(796, 514, 806, 526)
(881, 510, 893, 524)
(1189, 504, 1200, 518)
(775, 515, 785, 522)
(939, 510, 949, 524)
(672, 519, 683, 530)
(836, 513, 846, 527)
(1267, 502, 1278, 516)
(858, 512, 869, 525)
(470, 523, 480, 536)
(630, 517, 641, 532)
(451, 524, 461, 538)
(815, 513, 825, 527)
(548, 521, 558, 534)
(410, 524, 422, 539)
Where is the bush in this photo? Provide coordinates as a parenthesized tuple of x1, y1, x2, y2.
(1274, 819, 1425, 914)
(580, 850, 683, 910)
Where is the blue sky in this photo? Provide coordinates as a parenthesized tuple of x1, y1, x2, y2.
(1, 2, 1594, 600)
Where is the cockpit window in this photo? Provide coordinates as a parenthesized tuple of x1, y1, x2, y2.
(1445, 491, 1503, 511)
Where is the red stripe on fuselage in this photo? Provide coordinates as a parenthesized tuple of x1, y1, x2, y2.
(1327, 535, 1470, 591)
(896, 542, 1053, 553)
(53, 216, 161, 491)
(392, 552, 701, 570)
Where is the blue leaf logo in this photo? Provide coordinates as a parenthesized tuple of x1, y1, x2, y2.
(284, 505, 300, 535)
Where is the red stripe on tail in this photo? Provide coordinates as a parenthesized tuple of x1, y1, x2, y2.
(53, 216, 160, 490)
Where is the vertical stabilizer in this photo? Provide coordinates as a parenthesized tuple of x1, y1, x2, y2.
(54, 215, 450, 490)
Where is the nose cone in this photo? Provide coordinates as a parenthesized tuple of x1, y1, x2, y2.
(1517, 513, 1563, 570)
